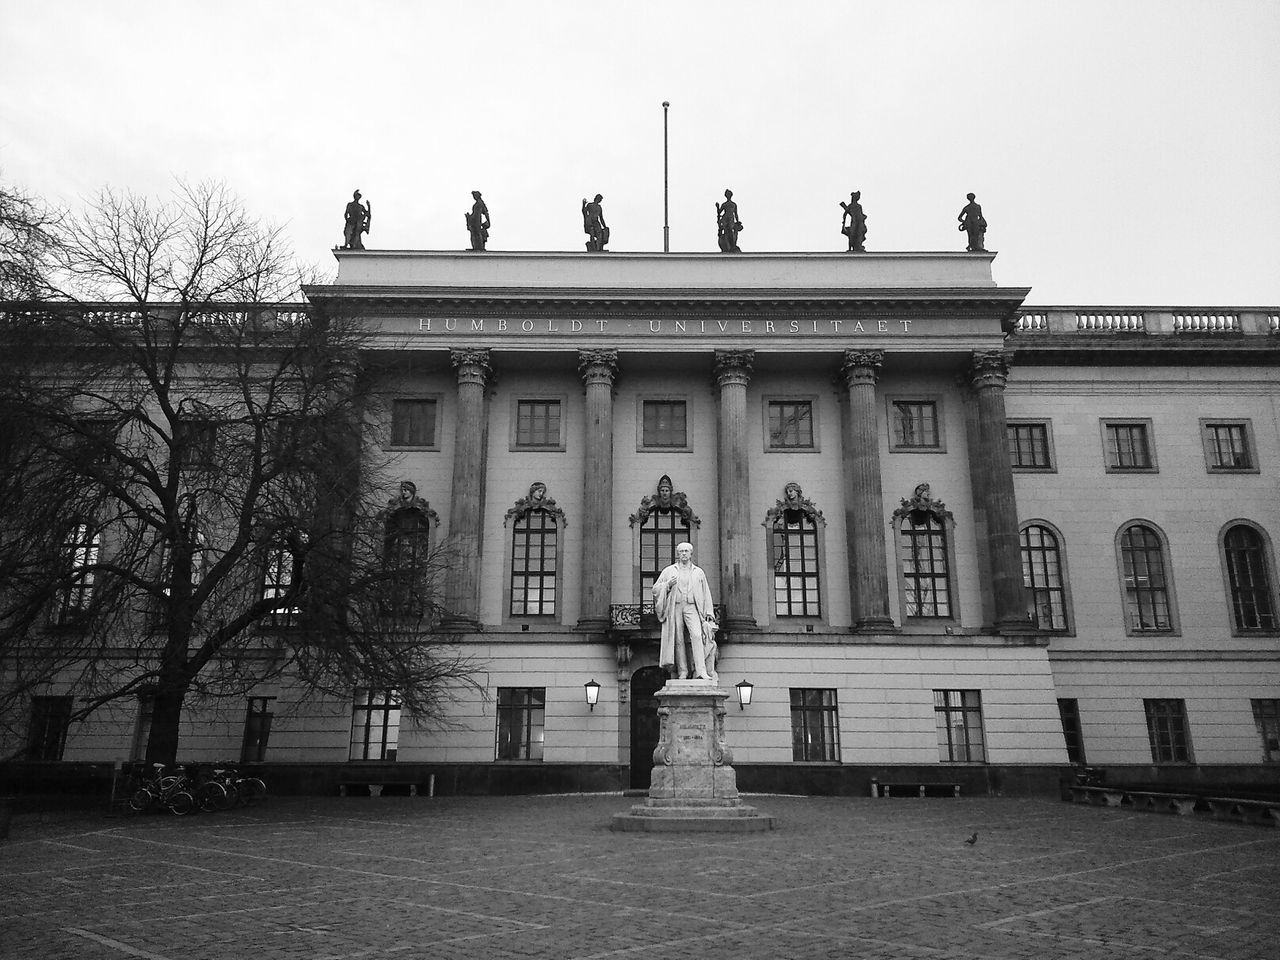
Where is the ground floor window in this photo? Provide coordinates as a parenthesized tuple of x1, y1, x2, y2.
(1252, 699, 1280, 762)
(28, 695, 72, 760)
(496, 687, 545, 761)
(934, 689, 985, 762)
(1057, 698, 1085, 764)
(351, 689, 400, 761)
(789, 688, 839, 761)
(1144, 698, 1192, 763)
(241, 696, 275, 763)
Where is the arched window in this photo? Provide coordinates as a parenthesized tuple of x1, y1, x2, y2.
(1020, 524, 1068, 631)
(765, 482, 825, 618)
(1222, 523, 1277, 632)
(630, 475, 699, 602)
(1118, 523, 1174, 632)
(506, 482, 565, 618)
(893, 484, 955, 621)
(383, 481, 438, 618)
(262, 536, 299, 628)
(56, 520, 99, 625)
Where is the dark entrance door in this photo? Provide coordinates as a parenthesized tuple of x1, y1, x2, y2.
(629, 665, 669, 789)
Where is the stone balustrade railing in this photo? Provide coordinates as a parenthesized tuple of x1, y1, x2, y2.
(1015, 308, 1278, 337)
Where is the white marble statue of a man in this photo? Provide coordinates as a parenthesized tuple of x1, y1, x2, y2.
(652, 542, 717, 681)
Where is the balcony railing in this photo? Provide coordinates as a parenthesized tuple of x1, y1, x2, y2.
(1014, 307, 1277, 337)
(609, 603, 727, 629)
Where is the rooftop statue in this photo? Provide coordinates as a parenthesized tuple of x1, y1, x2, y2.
(716, 189, 742, 253)
(465, 191, 490, 252)
(582, 194, 609, 252)
(840, 191, 867, 252)
(958, 192, 987, 252)
(342, 190, 371, 251)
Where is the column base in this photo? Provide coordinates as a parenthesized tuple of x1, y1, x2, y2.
(723, 616, 759, 633)
(440, 616, 482, 633)
(574, 617, 610, 634)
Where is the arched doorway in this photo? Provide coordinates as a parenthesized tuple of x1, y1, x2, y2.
(629, 665, 669, 789)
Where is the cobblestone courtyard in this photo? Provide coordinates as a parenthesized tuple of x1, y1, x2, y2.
(2, 794, 1277, 959)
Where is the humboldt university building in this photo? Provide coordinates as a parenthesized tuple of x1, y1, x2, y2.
(8, 250, 1280, 796)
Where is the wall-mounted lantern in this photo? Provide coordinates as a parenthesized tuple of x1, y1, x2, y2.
(584, 678, 601, 711)
(735, 679, 754, 710)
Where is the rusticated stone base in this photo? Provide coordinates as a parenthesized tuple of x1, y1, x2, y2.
(611, 679, 775, 833)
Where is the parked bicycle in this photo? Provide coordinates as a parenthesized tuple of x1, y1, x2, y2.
(125, 763, 196, 816)
(199, 763, 267, 810)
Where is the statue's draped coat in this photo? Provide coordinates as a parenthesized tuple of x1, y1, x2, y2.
(652, 562, 715, 672)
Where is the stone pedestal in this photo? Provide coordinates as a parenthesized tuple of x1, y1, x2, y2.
(611, 680, 774, 832)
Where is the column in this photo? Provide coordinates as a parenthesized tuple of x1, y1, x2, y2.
(442, 348, 491, 631)
(714, 350, 758, 632)
(576, 349, 618, 633)
(969, 350, 1028, 633)
(839, 350, 895, 632)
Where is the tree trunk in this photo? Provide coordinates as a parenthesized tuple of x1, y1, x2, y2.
(144, 684, 188, 766)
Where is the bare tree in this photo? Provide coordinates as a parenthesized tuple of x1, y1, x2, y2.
(0, 182, 476, 764)
(0, 176, 61, 299)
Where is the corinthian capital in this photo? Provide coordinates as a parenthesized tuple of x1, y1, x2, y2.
(578, 348, 619, 387)
(839, 349, 884, 388)
(450, 347, 492, 386)
(969, 350, 1010, 391)
(713, 349, 754, 388)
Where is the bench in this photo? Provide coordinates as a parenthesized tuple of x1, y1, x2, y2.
(339, 778, 420, 798)
(874, 782, 961, 798)
(1068, 785, 1126, 807)
(1125, 790, 1198, 816)
(1204, 797, 1280, 827)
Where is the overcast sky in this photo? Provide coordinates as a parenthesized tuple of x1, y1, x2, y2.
(2, 0, 1277, 306)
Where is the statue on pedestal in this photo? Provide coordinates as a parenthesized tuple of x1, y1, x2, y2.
(840, 191, 867, 252)
(958, 192, 987, 252)
(716, 189, 743, 253)
(342, 190, 371, 250)
(582, 194, 609, 251)
(465, 191, 490, 251)
(652, 542, 718, 681)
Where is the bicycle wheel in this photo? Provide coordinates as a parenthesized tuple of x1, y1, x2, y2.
(127, 787, 156, 814)
(195, 781, 227, 813)
(237, 778, 267, 806)
(166, 790, 196, 816)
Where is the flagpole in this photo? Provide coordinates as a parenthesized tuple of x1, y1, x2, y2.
(662, 100, 670, 253)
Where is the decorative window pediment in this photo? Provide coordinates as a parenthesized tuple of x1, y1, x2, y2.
(893, 482, 952, 524)
(629, 474, 700, 527)
(763, 482, 826, 528)
(385, 480, 440, 526)
(504, 481, 566, 527)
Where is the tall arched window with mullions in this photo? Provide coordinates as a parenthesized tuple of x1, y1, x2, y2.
(1116, 522, 1176, 634)
(505, 481, 566, 620)
(892, 483, 957, 622)
(1221, 522, 1277, 634)
(631, 475, 700, 602)
(765, 482, 825, 619)
(1020, 522, 1070, 632)
(383, 481, 438, 618)
(55, 520, 99, 626)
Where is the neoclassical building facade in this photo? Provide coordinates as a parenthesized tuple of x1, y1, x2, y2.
(10, 251, 1280, 796)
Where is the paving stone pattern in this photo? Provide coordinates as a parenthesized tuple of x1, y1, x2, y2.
(2, 795, 1277, 959)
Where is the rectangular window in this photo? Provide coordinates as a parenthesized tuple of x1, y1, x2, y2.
(1202, 420, 1255, 472)
(1007, 421, 1053, 470)
(790, 688, 839, 761)
(1144, 698, 1192, 763)
(1252, 699, 1280, 762)
(1057, 698, 1086, 765)
(174, 419, 218, 470)
(390, 399, 437, 448)
(28, 695, 73, 761)
(766, 400, 814, 450)
(641, 400, 687, 449)
(350, 689, 400, 761)
(515, 399, 562, 448)
(1103, 420, 1155, 471)
(496, 687, 545, 760)
(241, 696, 275, 763)
(934, 689, 985, 762)
(891, 400, 940, 449)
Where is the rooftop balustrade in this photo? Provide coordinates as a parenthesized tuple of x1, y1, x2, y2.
(1014, 308, 1277, 337)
